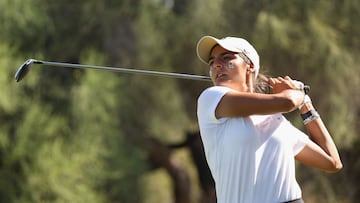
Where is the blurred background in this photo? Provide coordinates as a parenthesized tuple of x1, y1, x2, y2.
(1, 0, 359, 202)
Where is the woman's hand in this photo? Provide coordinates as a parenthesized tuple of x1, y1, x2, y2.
(269, 76, 301, 93)
(269, 76, 305, 110)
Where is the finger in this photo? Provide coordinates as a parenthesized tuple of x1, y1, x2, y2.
(269, 78, 274, 85)
(269, 78, 278, 88)
(269, 77, 275, 82)
(271, 77, 281, 84)
(277, 77, 286, 83)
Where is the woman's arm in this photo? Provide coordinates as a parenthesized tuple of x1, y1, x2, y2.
(295, 101, 343, 172)
(215, 76, 304, 118)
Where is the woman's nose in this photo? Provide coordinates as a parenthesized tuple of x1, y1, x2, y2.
(211, 60, 225, 71)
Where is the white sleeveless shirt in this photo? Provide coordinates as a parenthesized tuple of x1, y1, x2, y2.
(197, 86, 310, 203)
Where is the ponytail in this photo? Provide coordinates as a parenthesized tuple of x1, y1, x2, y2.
(254, 72, 272, 94)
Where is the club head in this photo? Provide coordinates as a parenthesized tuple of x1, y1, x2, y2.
(15, 59, 37, 82)
(304, 85, 310, 95)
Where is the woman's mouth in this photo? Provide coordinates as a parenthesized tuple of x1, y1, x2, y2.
(216, 73, 227, 79)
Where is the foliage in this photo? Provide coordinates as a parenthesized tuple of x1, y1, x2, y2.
(0, 0, 359, 202)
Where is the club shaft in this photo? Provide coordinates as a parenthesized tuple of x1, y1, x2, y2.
(34, 60, 211, 81)
(16, 59, 310, 94)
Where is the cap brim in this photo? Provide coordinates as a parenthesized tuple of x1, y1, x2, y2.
(196, 36, 220, 64)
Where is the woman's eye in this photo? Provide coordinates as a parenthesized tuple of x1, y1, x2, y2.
(223, 54, 234, 61)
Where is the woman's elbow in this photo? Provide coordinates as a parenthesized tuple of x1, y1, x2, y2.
(325, 161, 343, 173)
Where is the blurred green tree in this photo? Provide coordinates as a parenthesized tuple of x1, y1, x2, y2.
(0, 0, 359, 202)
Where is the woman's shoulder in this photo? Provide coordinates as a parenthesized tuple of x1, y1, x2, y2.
(200, 86, 233, 96)
(198, 86, 233, 102)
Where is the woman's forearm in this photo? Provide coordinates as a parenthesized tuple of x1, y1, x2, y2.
(299, 102, 343, 171)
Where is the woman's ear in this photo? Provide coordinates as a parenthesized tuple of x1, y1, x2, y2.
(247, 63, 255, 74)
(249, 63, 256, 73)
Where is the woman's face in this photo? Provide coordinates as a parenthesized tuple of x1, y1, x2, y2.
(209, 45, 251, 91)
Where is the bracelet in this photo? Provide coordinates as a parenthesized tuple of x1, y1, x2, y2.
(300, 109, 320, 125)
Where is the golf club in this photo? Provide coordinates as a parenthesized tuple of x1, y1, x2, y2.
(14, 58, 310, 94)
(14, 59, 212, 83)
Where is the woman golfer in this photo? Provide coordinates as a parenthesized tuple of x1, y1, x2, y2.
(196, 36, 342, 203)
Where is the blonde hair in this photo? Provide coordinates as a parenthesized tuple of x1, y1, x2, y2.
(254, 72, 271, 94)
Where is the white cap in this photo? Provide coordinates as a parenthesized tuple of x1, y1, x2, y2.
(196, 36, 260, 78)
